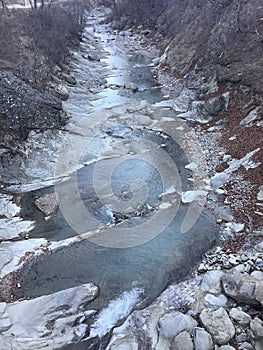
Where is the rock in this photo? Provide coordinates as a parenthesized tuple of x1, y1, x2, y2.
(0, 194, 20, 219)
(240, 108, 260, 127)
(158, 311, 197, 339)
(198, 263, 208, 273)
(135, 115, 152, 126)
(125, 83, 138, 92)
(87, 53, 101, 61)
(251, 271, 263, 281)
(218, 346, 236, 350)
(255, 241, 263, 252)
(52, 84, 69, 100)
(229, 308, 252, 325)
(141, 29, 151, 35)
(254, 281, 263, 306)
(200, 308, 235, 345)
(35, 192, 58, 216)
(109, 336, 138, 350)
(200, 270, 224, 294)
(225, 222, 245, 233)
(250, 317, 263, 339)
(65, 74, 77, 85)
(194, 327, 213, 350)
(238, 342, 255, 350)
(255, 340, 263, 350)
(210, 172, 230, 189)
(222, 272, 260, 306)
(181, 190, 207, 203)
(185, 163, 198, 171)
(171, 330, 193, 350)
(204, 293, 228, 308)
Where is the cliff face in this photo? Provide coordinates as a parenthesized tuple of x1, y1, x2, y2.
(157, 0, 263, 94)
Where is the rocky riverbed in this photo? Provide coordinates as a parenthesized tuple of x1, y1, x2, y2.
(0, 5, 262, 350)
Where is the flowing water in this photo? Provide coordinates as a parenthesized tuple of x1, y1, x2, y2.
(15, 8, 219, 348)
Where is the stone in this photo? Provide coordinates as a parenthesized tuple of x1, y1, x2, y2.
(204, 293, 228, 308)
(210, 172, 230, 189)
(194, 327, 213, 350)
(238, 342, 255, 350)
(125, 83, 138, 92)
(158, 311, 197, 339)
(225, 222, 244, 233)
(34, 192, 58, 216)
(200, 308, 235, 345)
(200, 270, 224, 294)
(255, 340, 263, 350)
(135, 115, 152, 126)
(171, 330, 193, 350)
(222, 272, 259, 305)
(254, 281, 263, 306)
(218, 346, 236, 350)
(109, 336, 138, 350)
(65, 75, 77, 85)
(240, 108, 259, 127)
(52, 84, 69, 100)
(250, 317, 263, 339)
(251, 271, 263, 281)
(255, 241, 263, 252)
(236, 333, 248, 343)
(229, 308, 252, 325)
(181, 190, 206, 203)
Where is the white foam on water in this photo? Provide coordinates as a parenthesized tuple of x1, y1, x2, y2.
(89, 287, 143, 338)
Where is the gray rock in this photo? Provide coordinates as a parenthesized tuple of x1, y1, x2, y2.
(229, 308, 252, 325)
(65, 74, 77, 85)
(255, 340, 263, 350)
(250, 318, 263, 339)
(240, 108, 259, 127)
(158, 311, 197, 339)
(222, 272, 260, 306)
(125, 83, 138, 92)
(200, 308, 235, 345)
(204, 293, 228, 308)
(35, 192, 58, 216)
(171, 330, 193, 350)
(109, 336, 138, 350)
(210, 172, 230, 189)
(194, 327, 213, 350)
(218, 346, 236, 350)
(200, 270, 224, 294)
(52, 84, 69, 101)
(236, 333, 248, 343)
(251, 271, 263, 281)
(238, 342, 255, 350)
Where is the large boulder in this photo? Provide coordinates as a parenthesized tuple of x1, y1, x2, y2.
(171, 330, 193, 350)
(194, 327, 213, 350)
(221, 272, 261, 306)
(158, 311, 197, 339)
(200, 308, 235, 345)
